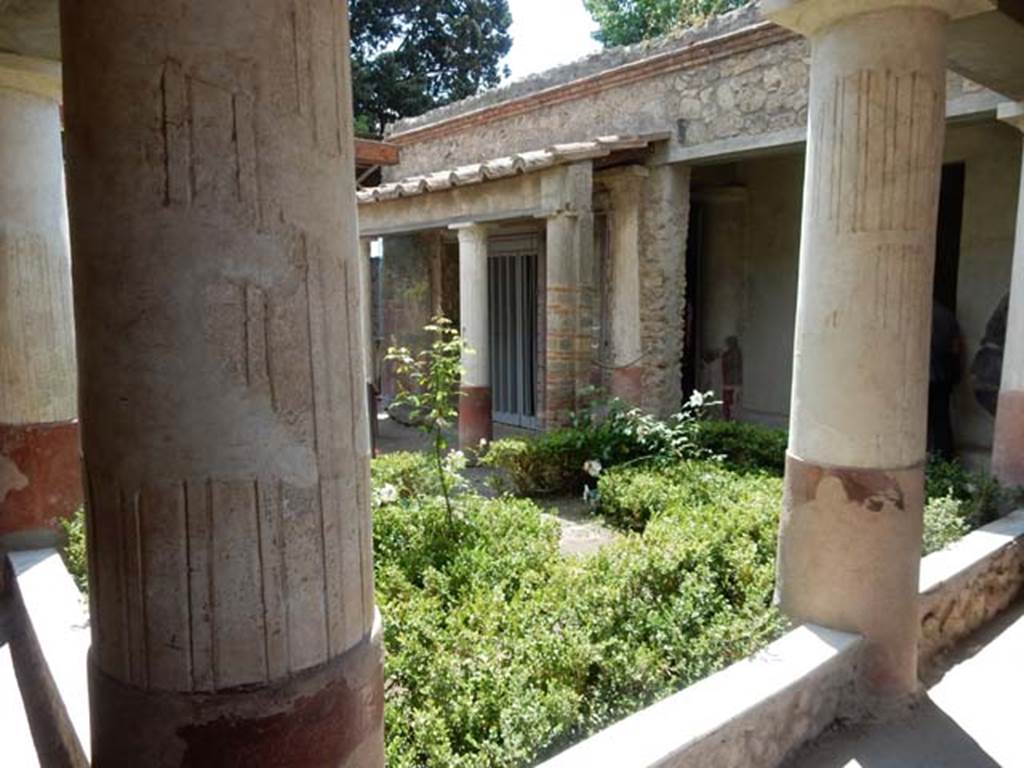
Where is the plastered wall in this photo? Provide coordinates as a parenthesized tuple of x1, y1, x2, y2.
(694, 119, 1021, 459)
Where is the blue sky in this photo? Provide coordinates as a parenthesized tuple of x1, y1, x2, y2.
(505, 0, 601, 81)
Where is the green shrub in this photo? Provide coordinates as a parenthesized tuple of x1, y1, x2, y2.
(925, 456, 1005, 527)
(482, 431, 590, 496)
(372, 450, 441, 499)
(595, 465, 679, 531)
(483, 394, 718, 497)
(922, 493, 971, 554)
(693, 420, 788, 476)
(376, 472, 785, 768)
(567, 393, 717, 468)
(58, 507, 88, 594)
(596, 460, 783, 534)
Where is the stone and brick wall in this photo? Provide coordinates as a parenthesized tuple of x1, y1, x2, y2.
(639, 165, 691, 417)
(380, 232, 438, 401)
(384, 6, 990, 182)
(372, 5, 997, 426)
(386, 10, 803, 180)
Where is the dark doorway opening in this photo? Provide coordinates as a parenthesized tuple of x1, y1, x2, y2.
(928, 161, 967, 460)
(934, 162, 966, 312)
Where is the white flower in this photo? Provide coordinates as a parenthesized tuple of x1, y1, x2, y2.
(377, 483, 399, 504)
(446, 450, 467, 472)
(583, 459, 603, 478)
(479, 437, 489, 448)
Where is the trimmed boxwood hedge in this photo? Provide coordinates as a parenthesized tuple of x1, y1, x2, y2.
(372, 452, 784, 767)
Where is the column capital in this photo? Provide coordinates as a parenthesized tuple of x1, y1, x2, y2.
(998, 102, 1024, 133)
(0, 53, 61, 103)
(596, 164, 650, 186)
(763, 0, 988, 36)
(450, 222, 491, 248)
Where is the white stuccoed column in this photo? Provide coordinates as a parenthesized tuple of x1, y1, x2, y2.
(0, 54, 81, 542)
(453, 223, 492, 449)
(765, 0, 955, 697)
(359, 237, 378, 452)
(602, 167, 648, 406)
(992, 102, 1024, 488)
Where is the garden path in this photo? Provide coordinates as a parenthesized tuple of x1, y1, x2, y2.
(375, 414, 619, 556)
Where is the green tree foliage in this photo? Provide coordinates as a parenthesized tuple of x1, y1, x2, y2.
(583, 0, 745, 47)
(350, 0, 513, 135)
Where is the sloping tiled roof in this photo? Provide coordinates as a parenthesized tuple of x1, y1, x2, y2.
(356, 133, 664, 205)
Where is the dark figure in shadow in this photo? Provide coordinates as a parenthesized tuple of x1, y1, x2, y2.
(928, 300, 963, 460)
(970, 294, 1008, 417)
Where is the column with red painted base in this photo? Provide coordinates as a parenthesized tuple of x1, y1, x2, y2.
(765, 0, 956, 698)
(61, 1, 384, 764)
(992, 103, 1024, 488)
(0, 55, 81, 542)
(454, 223, 493, 450)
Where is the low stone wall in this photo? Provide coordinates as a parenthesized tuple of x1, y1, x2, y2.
(4, 549, 91, 766)
(918, 509, 1024, 668)
(537, 624, 862, 768)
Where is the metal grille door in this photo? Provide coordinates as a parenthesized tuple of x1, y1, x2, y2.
(488, 236, 539, 428)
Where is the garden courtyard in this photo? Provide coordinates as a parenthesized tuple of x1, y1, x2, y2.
(307, 382, 1015, 767)
(2, 0, 1024, 764)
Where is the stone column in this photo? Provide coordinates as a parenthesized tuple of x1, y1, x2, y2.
(0, 55, 81, 543)
(61, 1, 383, 765)
(454, 223, 492, 449)
(602, 167, 648, 406)
(359, 237, 379, 453)
(640, 163, 690, 417)
(992, 102, 1024, 487)
(765, 0, 952, 696)
(543, 163, 595, 426)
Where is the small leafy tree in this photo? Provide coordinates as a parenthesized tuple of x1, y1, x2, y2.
(385, 316, 466, 523)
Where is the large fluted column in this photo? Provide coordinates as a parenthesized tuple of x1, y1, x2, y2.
(602, 167, 648, 406)
(61, 1, 383, 764)
(0, 54, 80, 542)
(766, 0, 952, 696)
(454, 223, 492, 449)
(992, 103, 1024, 488)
